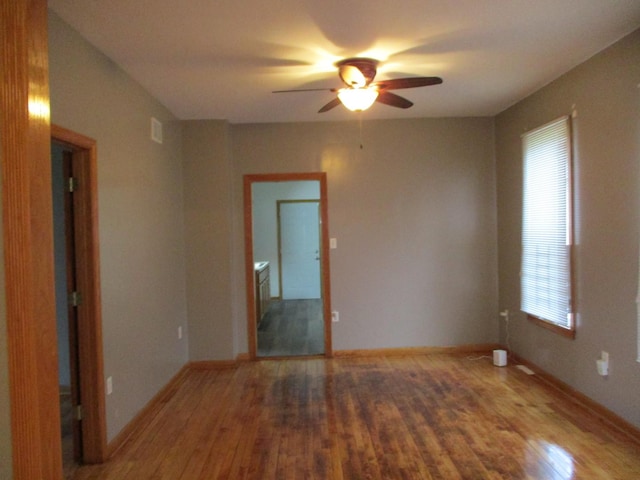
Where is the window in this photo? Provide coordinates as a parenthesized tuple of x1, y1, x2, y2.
(521, 116, 575, 338)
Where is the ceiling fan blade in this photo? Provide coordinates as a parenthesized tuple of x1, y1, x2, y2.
(376, 91, 413, 109)
(318, 97, 342, 113)
(374, 76, 443, 90)
(273, 87, 338, 93)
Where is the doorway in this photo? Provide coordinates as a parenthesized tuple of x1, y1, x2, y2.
(51, 143, 83, 474)
(278, 200, 322, 300)
(51, 125, 107, 466)
(257, 196, 323, 356)
(244, 173, 332, 359)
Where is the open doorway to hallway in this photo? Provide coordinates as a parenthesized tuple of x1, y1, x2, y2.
(254, 189, 323, 356)
(51, 141, 83, 476)
(51, 125, 108, 472)
(244, 173, 332, 359)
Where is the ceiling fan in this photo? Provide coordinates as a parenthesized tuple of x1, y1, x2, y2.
(273, 57, 443, 113)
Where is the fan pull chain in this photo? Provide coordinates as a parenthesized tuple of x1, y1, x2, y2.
(359, 114, 364, 149)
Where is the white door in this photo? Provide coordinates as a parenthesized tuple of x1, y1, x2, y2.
(279, 201, 321, 299)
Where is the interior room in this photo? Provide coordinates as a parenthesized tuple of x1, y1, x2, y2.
(1, 1, 640, 478)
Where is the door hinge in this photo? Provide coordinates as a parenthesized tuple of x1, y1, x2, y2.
(69, 291, 82, 307)
(75, 405, 83, 421)
(68, 176, 78, 193)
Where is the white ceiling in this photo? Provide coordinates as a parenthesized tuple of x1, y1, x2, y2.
(48, 1, 640, 124)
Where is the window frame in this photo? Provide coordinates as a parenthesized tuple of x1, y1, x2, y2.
(520, 115, 576, 339)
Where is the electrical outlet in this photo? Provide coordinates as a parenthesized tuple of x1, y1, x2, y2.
(106, 376, 113, 395)
(597, 351, 609, 376)
(151, 117, 163, 144)
(332, 311, 339, 322)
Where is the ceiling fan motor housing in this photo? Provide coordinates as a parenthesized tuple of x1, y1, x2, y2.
(336, 58, 379, 86)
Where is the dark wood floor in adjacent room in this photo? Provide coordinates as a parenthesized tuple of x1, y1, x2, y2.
(73, 353, 640, 479)
(257, 299, 324, 357)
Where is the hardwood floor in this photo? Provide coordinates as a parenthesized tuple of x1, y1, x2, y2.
(73, 354, 640, 479)
(257, 299, 324, 357)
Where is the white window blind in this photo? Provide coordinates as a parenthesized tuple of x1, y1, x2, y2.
(521, 116, 573, 330)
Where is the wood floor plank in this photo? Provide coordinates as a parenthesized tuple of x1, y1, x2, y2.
(73, 354, 640, 479)
(153, 369, 235, 478)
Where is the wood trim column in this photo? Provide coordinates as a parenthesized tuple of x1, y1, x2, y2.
(0, 1, 63, 478)
(243, 177, 258, 358)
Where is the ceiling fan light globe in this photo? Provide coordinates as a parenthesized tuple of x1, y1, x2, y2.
(337, 88, 379, 111)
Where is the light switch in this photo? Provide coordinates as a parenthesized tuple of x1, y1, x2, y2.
(330, 238, 337, 249)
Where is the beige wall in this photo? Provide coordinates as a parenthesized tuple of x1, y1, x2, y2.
(495, 29, 640, 427)
(48, 12, 189, 441)
(182, 120, 235, 361)
(230, 119, 499, 353)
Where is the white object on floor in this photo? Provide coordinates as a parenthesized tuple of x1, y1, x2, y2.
(516, 364, 535, 375)
(493, 349, 507, 367)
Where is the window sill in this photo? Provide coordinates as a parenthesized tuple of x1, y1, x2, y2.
(527, 314, 576, 339)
